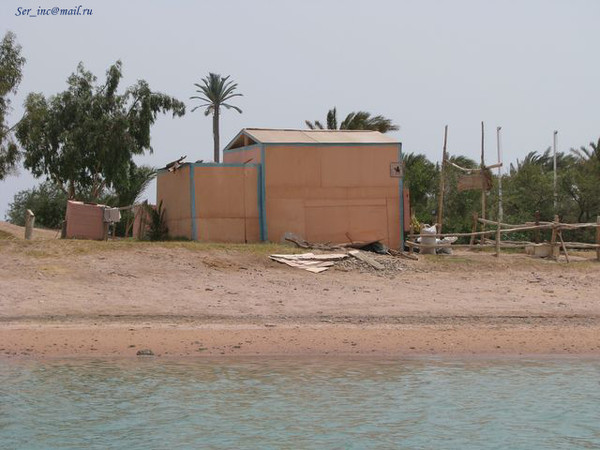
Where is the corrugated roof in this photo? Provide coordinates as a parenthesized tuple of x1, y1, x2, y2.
(225, 128, 399, 149)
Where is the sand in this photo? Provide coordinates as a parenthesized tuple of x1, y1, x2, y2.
(1, 221, 599, 358)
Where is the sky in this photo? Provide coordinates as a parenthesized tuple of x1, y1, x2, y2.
(1, 0, 599, 218)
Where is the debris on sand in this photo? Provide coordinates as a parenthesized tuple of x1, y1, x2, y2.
(136, 349, 154, 356)
(269, 253, 348, 273)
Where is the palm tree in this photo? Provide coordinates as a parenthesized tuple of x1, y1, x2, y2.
(571, 137, 600, 167)
(191, 73, 242, 163)
(305, 107, 398, 133)
(102, 163, 157, 236)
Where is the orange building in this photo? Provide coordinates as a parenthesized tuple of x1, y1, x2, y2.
(157, 128, 408, 248)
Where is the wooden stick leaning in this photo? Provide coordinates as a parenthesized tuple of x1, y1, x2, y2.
(558, 230, 570, 263)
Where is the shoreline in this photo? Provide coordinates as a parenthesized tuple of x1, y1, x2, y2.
(2, 233, 599, 360)
(2, 318, 600, 359)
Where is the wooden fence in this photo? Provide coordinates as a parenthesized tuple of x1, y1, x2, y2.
(406, 216, 600, 262)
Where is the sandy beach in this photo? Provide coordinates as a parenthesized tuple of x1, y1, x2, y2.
(1, 222, 599, 358)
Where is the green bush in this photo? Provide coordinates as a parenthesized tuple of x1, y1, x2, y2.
(6, 181, 67, 228)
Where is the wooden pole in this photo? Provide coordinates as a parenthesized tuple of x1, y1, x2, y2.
(24, 209, 35, 240)
(469, 212, 478, 249)
(495, 126, 503, 257)
(553, 130, 558, 216)
(550, 215, 559, 260)
(437, 125, 448, 233)
(558, 230, 570, 263)
(479, 121, 486, 246)
(534, 210, 541, 243)
(409, 207, 415, 255)
(596, 216, 600, 261)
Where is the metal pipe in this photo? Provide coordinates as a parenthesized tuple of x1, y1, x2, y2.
(553, 130, 558, 215)
(497, 127, 503, 223)
(495, 126, 503, 257)
(436, 125, 448, 233)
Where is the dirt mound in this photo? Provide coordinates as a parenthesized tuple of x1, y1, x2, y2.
(0, 221, 59, 240)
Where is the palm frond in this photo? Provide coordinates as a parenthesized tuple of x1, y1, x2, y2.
(222, 103, 242, 114)
(190, 73, 242, 117)
(326, 108, 337, 130)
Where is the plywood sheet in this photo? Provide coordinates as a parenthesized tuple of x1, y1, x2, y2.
(223, 146, 261, 164)
(65, 201, 105, 240)
(304, 203, 388, 245)
(197, 218, 246, 243)
(266, 198, 306, 242)
(386, 198, 400, 249)
(265, 146, 321, 188)
(157, 165, 192, 239)
(320, 146, 398, 188)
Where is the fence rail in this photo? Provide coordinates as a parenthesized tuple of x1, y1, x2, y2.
(407, 216, 600, 262)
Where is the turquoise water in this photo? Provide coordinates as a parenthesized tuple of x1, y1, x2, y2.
(1, 357, 599, 449)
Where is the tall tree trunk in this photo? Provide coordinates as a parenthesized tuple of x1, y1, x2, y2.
(68, 180, 76, 199)
(213, 107, 220, 163)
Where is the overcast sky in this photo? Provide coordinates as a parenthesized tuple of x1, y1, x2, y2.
(2, 0, 599, 218)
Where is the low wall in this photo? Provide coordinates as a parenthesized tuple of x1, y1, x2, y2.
(157, 163, 260, 243)
(65, 200, 105, 240)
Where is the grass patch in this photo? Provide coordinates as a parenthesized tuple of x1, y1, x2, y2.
(420, 255, 476, 266)
(1, 238, 303, 258)
(156, 241, 302, 255)
(24, 248, 55, 258)
(0, 230, 15, 240)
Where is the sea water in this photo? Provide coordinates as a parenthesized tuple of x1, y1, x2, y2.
(1, 357, 599, 449)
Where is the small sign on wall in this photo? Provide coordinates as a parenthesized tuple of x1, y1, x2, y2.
(390, 162, 404, 178)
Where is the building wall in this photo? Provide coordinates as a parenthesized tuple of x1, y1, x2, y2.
(264, 144, 404, 248)
(192, 165, 260, 243)
(158, 144, 408, 247)
(65, 200, 105, 240)
(223, 145, 262, 164)
(157, 165, 192, 239)
(157, 163, 260, 242)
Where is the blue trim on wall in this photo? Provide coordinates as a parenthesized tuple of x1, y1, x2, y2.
(189, 162, 260, 168)
(189, 165, 197, 240)
(257, 163, 264, 241)
(260, 144, 267, 241)
(398, 143, 404, 250)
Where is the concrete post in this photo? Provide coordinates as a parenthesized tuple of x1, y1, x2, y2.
(24, 209, 35, 240)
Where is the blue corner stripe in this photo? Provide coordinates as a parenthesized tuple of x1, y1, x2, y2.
(189, 165, 197, 240)
(398, 143, 404, 249)
(257, 163, 264, 241)
(260, 144, 267, 241)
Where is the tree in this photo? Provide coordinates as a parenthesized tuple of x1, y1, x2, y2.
(16, 61, 185, 201)
(564, 138, 600, 222)
(0, 31, 26, 180)
(305, 107, 399, 133)
(190, 73, 243, 163)
(402, 152, 438, 223)
(502, 148, 577, 223)
(6, 181, 67, 229)
(104, 163, 156, 208)
(104, 163, 156, 236)
(441, 155, 481, 232)
(571, 137, 600, 173)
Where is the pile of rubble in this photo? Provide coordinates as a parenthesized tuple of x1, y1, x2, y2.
(270, 233, 416, 275)
(335, 253, 408, 276)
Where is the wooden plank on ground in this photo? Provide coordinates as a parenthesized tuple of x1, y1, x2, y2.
(348, 250, 384, 270)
